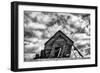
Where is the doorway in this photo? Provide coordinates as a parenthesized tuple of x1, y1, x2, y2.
(54, 46, 62, 58)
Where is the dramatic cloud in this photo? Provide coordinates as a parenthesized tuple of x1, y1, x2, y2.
(32, 30, 44, 39)
(26, 22, 47, 30)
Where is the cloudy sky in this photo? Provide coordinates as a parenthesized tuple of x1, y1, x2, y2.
(24, 11, 90, 60)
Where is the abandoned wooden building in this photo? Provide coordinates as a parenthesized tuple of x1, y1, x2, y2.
(40, 30, 74, 58)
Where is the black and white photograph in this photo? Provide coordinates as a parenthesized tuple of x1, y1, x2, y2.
(11, 1, 97, 71)
(24, 11, 91, 61)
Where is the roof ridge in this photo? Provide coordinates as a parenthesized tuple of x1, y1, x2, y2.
(45, 30, 74, 45)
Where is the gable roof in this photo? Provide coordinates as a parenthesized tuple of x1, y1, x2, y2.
(45, 30, 74, 45)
